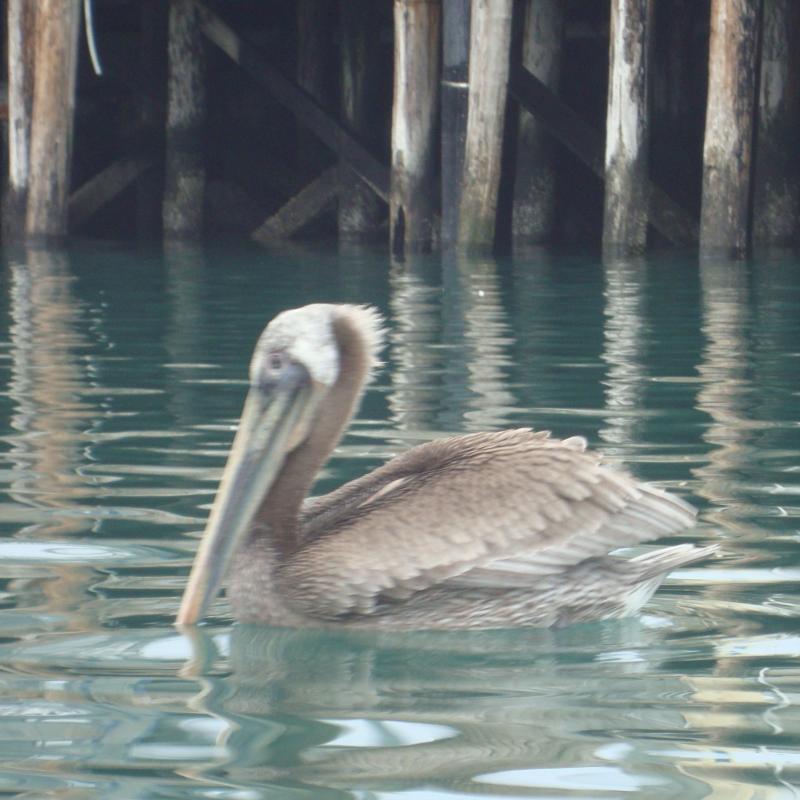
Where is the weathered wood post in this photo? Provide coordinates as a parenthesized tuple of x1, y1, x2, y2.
(163, 0, 206, 239)
(3, 0, 36, 240)
(699, 0, 760, 256)
(391, 0, 441, 257)
(753, 0, 800, 246)
(339, 0, 383, 239)
(25, 0, 81, 241)
(441, 0, 470, 249)
(458, 0, 513, 251)
(603, 0, 653, 253)
(512, 0, 563, 246)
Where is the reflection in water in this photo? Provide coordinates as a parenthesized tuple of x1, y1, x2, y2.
(387, 259, 443, 435)
(7, 250, 96, 520)
(0, 615, 799, 798)
(600, 257, 648, 456)
(0, 246, 798, 798)
(507, 251, 610, 441)
(164, 243, 208, 432)
(680, 665, 800, 799)
(6, 250, 99, 624)
(186, 623, 712, 798)
(508, 251, 564, 420)
(687, 259, 799, 797)
(694, 259, 754, 532)
(440, 254, 515, 432)
(387, 255, 516, 437)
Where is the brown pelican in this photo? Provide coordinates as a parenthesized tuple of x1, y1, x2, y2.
(177, 303, 715, 628)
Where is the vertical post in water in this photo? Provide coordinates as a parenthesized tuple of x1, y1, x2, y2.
(339, 0, 382, 239)
(391, 0, 441, 257)
(163, 0, 206, 240)
(512, 0, 563, 246)
(700, 0, 760, 257)
(25, 0, 80, 241)
(602, 0, 653, 254)
(458, 0, 513, 251)
(753, 0, 800, 246)
(441, 0, 470, 249)
(4, 0, 36, 240)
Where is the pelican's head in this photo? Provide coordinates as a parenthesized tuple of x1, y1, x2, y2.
(177, 304, 385, 625)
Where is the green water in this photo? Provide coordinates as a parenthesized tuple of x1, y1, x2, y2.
(0, 242, 799, 798)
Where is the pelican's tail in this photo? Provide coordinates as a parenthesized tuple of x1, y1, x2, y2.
(630, 543, 719, 582)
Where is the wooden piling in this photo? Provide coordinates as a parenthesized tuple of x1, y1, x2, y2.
(440, 0, 470, 248)
(753, 0, 800, 246)
(603, 0, 652, 253)
(25, 0, 80, 241)
(338, 0, 383, 239)
(163, 0, 206, 239)
(3, 0, 36, 240)
(512, 0, 563, 246)
(390, 0, 441, 256)
(699, 0, 760, 256)
(458, 0, 513, 251)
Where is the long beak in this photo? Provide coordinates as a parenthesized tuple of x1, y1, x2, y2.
(177, 366, 311, 625)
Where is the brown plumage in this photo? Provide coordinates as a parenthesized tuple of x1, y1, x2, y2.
(177, 303, 716, 629)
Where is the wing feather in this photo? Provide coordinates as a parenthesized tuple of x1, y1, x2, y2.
(279, 429, 697, 619)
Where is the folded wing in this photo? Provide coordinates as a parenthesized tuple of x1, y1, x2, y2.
(281, 429, 697, 619)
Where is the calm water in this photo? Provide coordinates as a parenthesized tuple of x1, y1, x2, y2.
(0, 242, 799, 799)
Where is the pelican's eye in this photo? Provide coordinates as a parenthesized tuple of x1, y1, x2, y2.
(255, 350, 310, 394)
(254, 350, 289, 390)
(267, 352, 286, 373)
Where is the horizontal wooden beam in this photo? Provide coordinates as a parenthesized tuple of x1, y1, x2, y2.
(251, 165, 341, 242)
(69, 156, 153, 227)
(509, 64, 697, 245)
(194, 1, 389, 203)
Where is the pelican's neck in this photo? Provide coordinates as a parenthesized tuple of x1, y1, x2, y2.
(254, 313, 372, 555)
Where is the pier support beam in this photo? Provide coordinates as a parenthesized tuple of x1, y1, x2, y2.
(3, 0, 36, 240)
(25, 0, 80, 241)
(339, 0, 383, 239)
(753, 0, 800, 246)
(163, 0, 206, 239)
(513, 0, 563, 246)
(197, 2, 389, 201)
(458, 0, 513, 251)
(603, 0, 653, 253)
(441, 0, 470, 249)
(509, 65, 697, 245)
(391, 0, 441, 257)
(700, 0, 760, 257)
(69, 157, 154, 229)
(252, 166, 341, 242)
